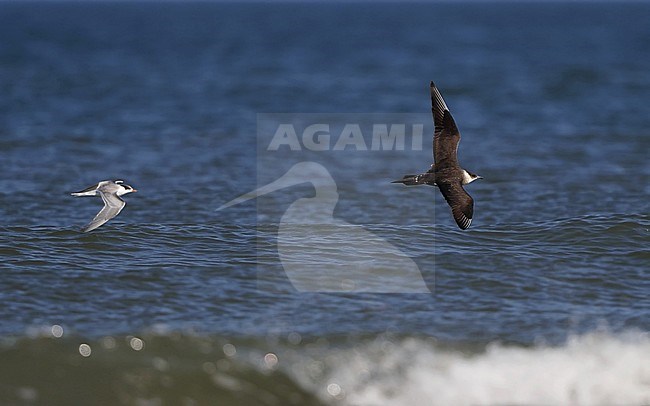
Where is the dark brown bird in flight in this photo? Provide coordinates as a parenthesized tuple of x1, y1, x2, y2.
(393, 81, 483, 230)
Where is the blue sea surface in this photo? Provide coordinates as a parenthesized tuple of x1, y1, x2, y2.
(0, 2, 648, 404)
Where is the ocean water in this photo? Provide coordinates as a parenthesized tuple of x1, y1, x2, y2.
(0, 1, 649, 405)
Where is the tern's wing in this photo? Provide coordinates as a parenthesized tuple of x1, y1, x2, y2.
(82, 191, 125, 232)
(71, 182, 101, 197)
(71, 180, 112, 196)
(431, 82, 461, 169)
(437, 181, 474, 230)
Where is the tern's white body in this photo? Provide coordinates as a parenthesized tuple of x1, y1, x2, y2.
(71, 180, 137, 232)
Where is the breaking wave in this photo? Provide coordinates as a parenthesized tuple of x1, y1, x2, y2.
(1, 329, 648, 405)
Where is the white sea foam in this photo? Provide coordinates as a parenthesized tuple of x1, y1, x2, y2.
(303, 332, 650, 406)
